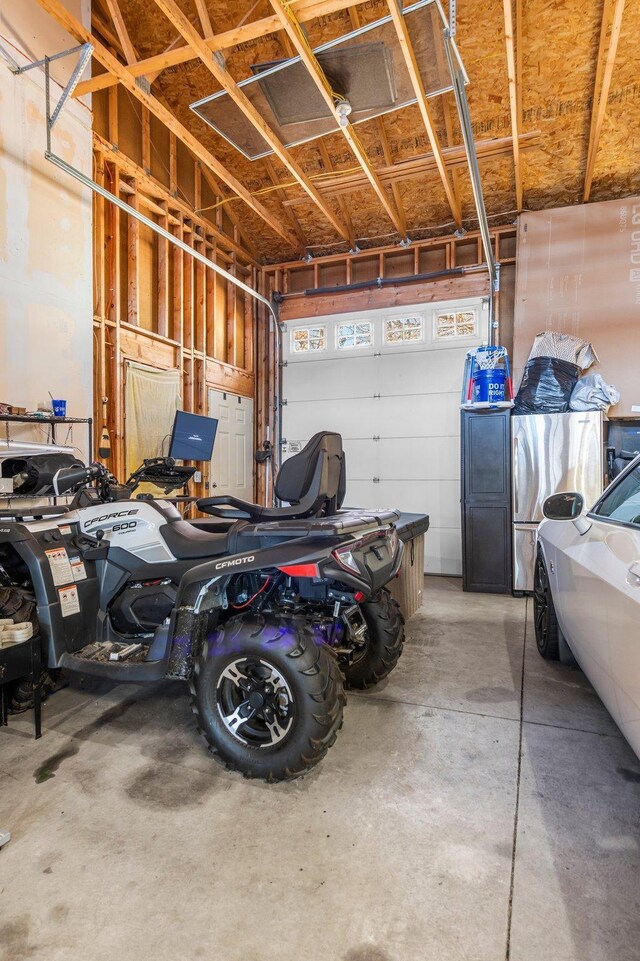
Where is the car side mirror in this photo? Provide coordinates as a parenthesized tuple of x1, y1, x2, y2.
(543, 492, 584, 520)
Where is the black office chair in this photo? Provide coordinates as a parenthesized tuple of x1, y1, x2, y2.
(197, 431, 345, 523)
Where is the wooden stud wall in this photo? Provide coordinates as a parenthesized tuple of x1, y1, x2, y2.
(92, 104, 257, 497)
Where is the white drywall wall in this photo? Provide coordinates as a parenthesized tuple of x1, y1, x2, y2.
(0, 1, 93, 460)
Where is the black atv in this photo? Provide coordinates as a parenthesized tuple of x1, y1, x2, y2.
(0, 432, 407, 781)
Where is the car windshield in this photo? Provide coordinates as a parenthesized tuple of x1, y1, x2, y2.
(594, 463, 640, 526)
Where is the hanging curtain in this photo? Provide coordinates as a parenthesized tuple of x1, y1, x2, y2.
(124, 362, 181, 478)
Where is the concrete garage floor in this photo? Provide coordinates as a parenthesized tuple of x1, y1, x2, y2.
(1, 576, 639, 961)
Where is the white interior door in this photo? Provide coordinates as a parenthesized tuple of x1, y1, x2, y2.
(207, 389, 254, 501)
(281, 299, 485, 575)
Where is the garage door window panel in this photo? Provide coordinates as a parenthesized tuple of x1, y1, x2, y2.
(434, 309, 478, 340)
(292, 325, 326, 353)
(337, 322, 373, 350)
(384, 316, 423, 345)
(592, 465, 640, 527)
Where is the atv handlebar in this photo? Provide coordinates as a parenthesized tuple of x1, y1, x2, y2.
(53, 463, 106, 495)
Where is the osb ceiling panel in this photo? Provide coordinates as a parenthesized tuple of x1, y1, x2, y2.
(95, 0, 640, 263)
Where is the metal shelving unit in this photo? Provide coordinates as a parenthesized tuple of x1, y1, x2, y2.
(0, 414, 93, 509)
(0, 414, 93, 461)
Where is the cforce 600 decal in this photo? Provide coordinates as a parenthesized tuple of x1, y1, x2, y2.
(83, 509, 139, 529)
(214, 555, 255, 570)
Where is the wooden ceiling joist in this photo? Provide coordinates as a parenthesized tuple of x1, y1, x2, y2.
(76, 0, 372, 98)
(285, 132, 541, 204)
(262, 156, 308, 250)
(503, 0, 523, 210)
(268, 0, 408, 242)
(36, 0, 299, 251)
(103, 0, 137, 65)
(150, 0, 354, 248)
(583, 0, 626, 201)
(193, 0, 214, 39)
(386, 0, 462, 228)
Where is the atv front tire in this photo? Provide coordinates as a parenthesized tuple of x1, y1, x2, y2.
(343, 588, 405, 690)
(191, 613, 345, 781)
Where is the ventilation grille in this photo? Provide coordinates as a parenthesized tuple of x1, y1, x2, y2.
(190, 0, 466, 161)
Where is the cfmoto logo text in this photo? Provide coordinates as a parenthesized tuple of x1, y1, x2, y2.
(214, 555, 255, 570)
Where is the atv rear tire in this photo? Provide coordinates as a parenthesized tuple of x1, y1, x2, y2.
(190, 613, 345, 781)
(343, 588, 405, 690)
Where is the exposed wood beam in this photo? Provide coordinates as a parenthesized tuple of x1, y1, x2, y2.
(429, 4, 462, 215)
(583, 0, 625, 201)
(285, 132, 542, 203)
(103, 0, 137, 65)
(151, 0, 352, 247)
(375, 118, 407, 236)
(77, 0, 372, 97)
(317, 140, 357, 245)
(386, 0, 461, 227)
(197, 164, 260, 262)
(193, 0, 214, 38)
(94, 132, 257, 265)
(268, 0, 408, 241)
(503, 0, 523, 210)
(263, 156, 308, 251)
(36, 0, 298, 250)
(348, 4, 406, 235)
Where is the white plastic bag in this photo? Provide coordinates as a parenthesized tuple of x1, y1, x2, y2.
(569, 374, 620, 412)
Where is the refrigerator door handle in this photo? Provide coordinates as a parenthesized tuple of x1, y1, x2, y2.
(513, 434, 519, 516)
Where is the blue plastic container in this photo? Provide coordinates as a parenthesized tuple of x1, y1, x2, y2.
(52, 399, 67, 418)
(474, 368, 506, 403)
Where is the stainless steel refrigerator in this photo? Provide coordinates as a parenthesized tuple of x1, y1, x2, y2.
(511, 411, 605, 591)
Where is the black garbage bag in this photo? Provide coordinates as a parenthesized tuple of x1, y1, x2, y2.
(514, 356, 580, 414)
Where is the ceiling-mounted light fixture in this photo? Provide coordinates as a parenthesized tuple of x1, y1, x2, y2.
(335, 99, 352, 128)
(302, 251, 313, 262)
(454, 226, 467, 239)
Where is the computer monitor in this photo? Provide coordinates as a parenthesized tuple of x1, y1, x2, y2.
(168, 411, 218, 462)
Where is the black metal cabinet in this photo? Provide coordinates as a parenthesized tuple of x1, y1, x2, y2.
(461, 409, 512, 594)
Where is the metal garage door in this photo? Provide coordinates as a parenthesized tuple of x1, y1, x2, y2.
(281, 298, 485, 575)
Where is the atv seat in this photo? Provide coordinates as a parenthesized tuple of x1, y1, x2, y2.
(197, 431, 346, 524)
(159, 519, 253, 560)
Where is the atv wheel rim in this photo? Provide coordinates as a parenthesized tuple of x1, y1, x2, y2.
(216, 657, 294, 748)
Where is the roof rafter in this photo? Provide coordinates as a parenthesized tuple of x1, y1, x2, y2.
(35, 0, 299, 250)
(386, 0, 461, 228)
(103, 0, 137, 65)
(503, 0, 523, 210)
(193, 0, 214, 39)
(267, 0, 408, 242)
(75, 0, 372, 98)
(583, 0, 625, 201)
(150, 0, 353, 247)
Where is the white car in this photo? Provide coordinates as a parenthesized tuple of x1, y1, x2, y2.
(536, 454, 640, 759)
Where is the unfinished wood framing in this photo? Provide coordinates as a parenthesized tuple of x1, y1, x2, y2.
(150, 0, 351, 248)
(78, 0, 375, 97)
(37, 0, 299, 250)
(583, 0, 626, 201)
(503, 0, 523, 210)
(92, 94, 257, 495)
(386, 0, 461, 227)
(268, 0, 408, 241)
